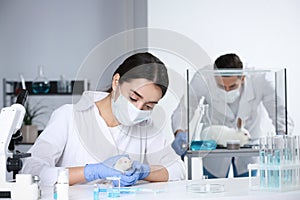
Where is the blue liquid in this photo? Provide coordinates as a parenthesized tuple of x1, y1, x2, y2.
(267, 152, 274, 188)
(190, 140, 217, 150)
(100, 187, 137, 194)
(94, 186, 99, 200)
(274, 150, 281, 188)
(284, 149, 293, 186)
(53, 192, 57, 200)
(107, 188, 120, 198)
(32, 82, 50, 94)
(259, 150, 266, 188)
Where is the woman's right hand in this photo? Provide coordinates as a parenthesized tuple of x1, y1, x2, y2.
(84, 162, 138, 186)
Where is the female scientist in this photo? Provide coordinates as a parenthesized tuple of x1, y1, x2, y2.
(22, 52, 186, 186)
(171, 53, 294, 178)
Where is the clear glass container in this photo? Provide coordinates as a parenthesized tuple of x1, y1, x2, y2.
(186, 181, 225, 193)
(190, 103, 216, 150)
(32, 65, 50, 94)
(106, 177, 121, 198)
(186, 68, 289, 150)
(57, 75, 69, 93)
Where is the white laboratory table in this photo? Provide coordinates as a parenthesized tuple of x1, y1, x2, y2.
(37, 177, 299, 200)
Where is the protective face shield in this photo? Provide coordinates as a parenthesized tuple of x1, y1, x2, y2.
(111, 89, 152, 126)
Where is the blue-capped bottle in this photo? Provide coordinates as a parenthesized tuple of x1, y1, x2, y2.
(32, 65, 50, 94)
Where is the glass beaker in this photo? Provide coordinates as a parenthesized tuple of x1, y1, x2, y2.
(190, 104, 212, 150)
(106, 177, 120, 198)
(32, 65, 50, 94)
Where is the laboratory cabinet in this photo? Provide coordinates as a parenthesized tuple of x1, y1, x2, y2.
(2, 78, 89, 107)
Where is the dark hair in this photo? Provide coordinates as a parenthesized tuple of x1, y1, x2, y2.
(112, 52, 169, 97)
(214, 53, 243, 69)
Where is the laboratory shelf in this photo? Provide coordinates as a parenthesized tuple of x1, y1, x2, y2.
(3, 79, 89, 106)
(3, 78, 89, 146)
(186, 148, 260, 180)
(186, 148, 260, 158)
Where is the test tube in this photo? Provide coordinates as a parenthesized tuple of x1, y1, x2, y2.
(266, 136, 274, 188)
(294, 135, 300, 163)
(285, 135, 295, 163)
(290, 135, 299, 186)
(294, 135, 300, 185)
(284, 135, 294, 186)
(259, 137, 267, 188)
(272, 135, 284, 188)
(93, 184, 99, 200)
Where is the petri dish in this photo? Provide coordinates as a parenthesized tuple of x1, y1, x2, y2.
(186, 183, 225, 193)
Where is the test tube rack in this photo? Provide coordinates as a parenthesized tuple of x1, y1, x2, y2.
(248, 163, 300, 192)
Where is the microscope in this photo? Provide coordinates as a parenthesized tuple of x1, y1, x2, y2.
(0, 90, 36, 198)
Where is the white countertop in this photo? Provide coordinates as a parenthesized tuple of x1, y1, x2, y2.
(38, 177, 300, 200)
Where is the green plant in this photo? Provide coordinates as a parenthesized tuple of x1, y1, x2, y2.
(23, 101, 47, 125)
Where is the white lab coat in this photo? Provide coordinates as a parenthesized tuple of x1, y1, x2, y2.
(172, 71, 294, 177)
(22, 91, 186, 185)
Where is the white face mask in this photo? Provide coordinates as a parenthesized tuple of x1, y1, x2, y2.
(217, 87, 241, 104)
(111, 92, 151, 126)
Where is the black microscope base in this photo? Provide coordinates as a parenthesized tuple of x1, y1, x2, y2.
(0, 191, 11, 198)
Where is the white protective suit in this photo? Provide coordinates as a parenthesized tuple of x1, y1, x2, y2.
(172, 70, 294, 177)
(22, 91, 186, 185)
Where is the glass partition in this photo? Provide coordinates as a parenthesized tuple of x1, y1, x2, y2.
(186, 68, 290, 150)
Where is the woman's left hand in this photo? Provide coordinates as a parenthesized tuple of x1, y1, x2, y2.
(126, 161, 150, 180)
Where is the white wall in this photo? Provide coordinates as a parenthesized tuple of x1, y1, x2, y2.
(147, 0, 300, 134)
(1, 0, 299, 134)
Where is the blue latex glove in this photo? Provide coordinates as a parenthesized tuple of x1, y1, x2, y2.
(127, 161, 150, 180)
(84, 155, 138, 186)
(171, 131, 188, 156)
